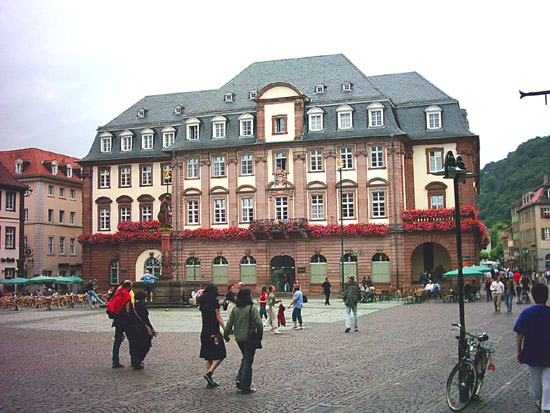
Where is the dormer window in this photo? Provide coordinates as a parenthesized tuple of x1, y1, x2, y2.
(120, 130, 133, 152)
(307, 107, 324, 132)
(162, 126, 176, 148)
(336, 105, 354, 130)
(367, 102, 385, 127)
(51, 161, 58, 175)
(248, 91, 257, 100)
(100, 132, 112, 153)
(137, 108, 147, 118)
(315, 84, 326, 94)
(425, 105, 442, 130)
(224, 93, 234, 103)
(66, 164, 73, 178)
(186, 118, 200, 140)
(238, 113, 254, 137)
(14, 159, 23, 174)
(174, 105, 184, 115)
(212, 115, 227, 139)
(141, 129, 154, 150)
(523, 192, 534, 205)
(342, 81, 353, 92)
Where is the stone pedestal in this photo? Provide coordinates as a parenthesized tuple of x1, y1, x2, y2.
(160, 228, 172, 280)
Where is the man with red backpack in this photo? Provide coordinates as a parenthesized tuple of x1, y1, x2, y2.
(107, 280, 133, 368)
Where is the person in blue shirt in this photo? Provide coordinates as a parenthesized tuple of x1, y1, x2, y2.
(141, 270, 156, 303)
(287, 285, 304, 330)
(514, 283, 550, 412)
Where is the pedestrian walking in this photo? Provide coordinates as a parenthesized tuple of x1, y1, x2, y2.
(225, 283, 236, 317)
(140, 269, 156, 302)
(288, 284, 304, 330)
(343, 275, 361, 333)
(504, 278, 516, 314)
(198, 284, 226, 388)
(321, 277, 332, 305)
(491, 276, 504, 312)
(266, 286, 282, 334)
(86, 278, 105, 308)
(126, 291, 156, 370)
(106, 280, 133, 368)
(514, 283, 550, 412)
(484, 276, 493, 302)
(258, 286, 268, 321)
(223, 288, 263, 394)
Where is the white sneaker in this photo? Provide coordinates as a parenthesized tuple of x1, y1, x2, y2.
(274, 329, 282, 334)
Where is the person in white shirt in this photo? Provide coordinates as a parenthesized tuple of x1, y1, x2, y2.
(490, 275, 505, 312)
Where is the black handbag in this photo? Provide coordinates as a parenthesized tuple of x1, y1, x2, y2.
(247, 304, 262, 349)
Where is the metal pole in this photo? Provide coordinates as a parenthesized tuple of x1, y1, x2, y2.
(340, 166, 345, 292)
(454, 175, 466, 361)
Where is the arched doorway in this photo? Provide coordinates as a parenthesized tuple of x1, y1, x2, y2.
(135, 249, 162, 281)
(271, 255, 295, 292)
(410, 242, 451, 283)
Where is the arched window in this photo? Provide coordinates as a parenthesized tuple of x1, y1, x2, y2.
(144, 257, 161, 278)
(213, 256, 229, 284)
(309, 254, 327, 283)
(185, 257, 201, 281)
(371, 253, 390, 283)
(240, 256, 257, 284)
(342, 253, 358, 263)
(372, 253, 390, 262)
(109, 259, 120, 285)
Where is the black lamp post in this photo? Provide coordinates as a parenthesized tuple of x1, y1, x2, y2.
(337, 157, 345, 292)
(521, 247, 530, 271)
(433, 150, 475, 361)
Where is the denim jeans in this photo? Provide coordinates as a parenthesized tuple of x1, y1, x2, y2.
(236, 340, 256, 392)
(87, 290, 104, 308)
(259, 305, 267, 320)
(292, 307, 302, 325)
(112, 327, 125, 364)
(345, 304, 358, 329)
(505, 294, 514, 313)
(529, 366, 550, 410)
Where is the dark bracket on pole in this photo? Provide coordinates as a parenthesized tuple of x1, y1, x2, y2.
(519, 90, 550, 105)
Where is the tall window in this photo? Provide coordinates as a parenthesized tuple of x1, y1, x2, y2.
(430, 195, 444, 209)
(241, 154, 253, 175)
(311, 194, 324, 220)
(310, 150, 323, 171)
(48, 209, 54, 223)
(308, 107, 324, 132)
(372, 191, 386, 217)
(428, 150, 443, 173)
(275, 197, 288, 220)
(5, 227, 15, 249)
(59, 210, 65, 223)
(275, 152, 287, 171)
(47, 236, 55, 254)
(48, 185, 54, 196)
(59, 187, 66, 198)
(425, 105, 442, 129)
(213, 119, 226, 139)
(120, 206, 131, 222)
(141, 165, 152, 186)
(187, 124, 199, 140)
(342, 193, 354, 218)
(142, 133, 153, 150)
(120, 166, 131, 187)
(187, 158, 199, 178)
(121, 135, 132, 151)
(214, 199, 226, 223)
(24, 208, 29, 223)
(241, 198, 254, 222)
(70, 189, 76, 200)
(70, 211, 76, 224)
(141, 205, 152, 221)
(15, 161, 23, 174)
(340, 147, 353, 169)
(213, 156, 225, 177)
(273, 116, 287, 134)
(99, 168, 110, 188)
(187, 200, 199, 224)
(6, 192, 16, 211)
(99, 208, 110, 230)
(101, 137, 112, 152)
(59, 237, 66, 255)
(337, 106, 353, 129)
(371, 146, 384, 168)
(368, 102, 385, 127)
(163, 131, 175, 148)
(66, 166, 73, 178)
(239, 114, 254, 137)
(109, 259, 120, 285)
(51, 162, 58, 175)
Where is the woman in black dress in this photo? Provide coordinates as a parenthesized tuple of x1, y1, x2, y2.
(198, 284, 226, 387)
(126, 290, 156, 370)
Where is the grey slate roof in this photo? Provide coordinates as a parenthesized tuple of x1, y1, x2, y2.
(80, 54, 476, 163)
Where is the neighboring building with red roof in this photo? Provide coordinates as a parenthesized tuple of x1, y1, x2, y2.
(0, 148, 83, 278)
(0, 162, 27, 280)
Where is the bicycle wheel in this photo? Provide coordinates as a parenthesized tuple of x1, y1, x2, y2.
(446, 360, 478, 411)
(474, 351, 488, 396)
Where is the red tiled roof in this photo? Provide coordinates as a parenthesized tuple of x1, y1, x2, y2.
(0, 162, 27, 190)
(0, 148, 81, 183)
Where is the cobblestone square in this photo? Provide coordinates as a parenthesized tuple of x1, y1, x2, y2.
(0, 297, 536, 412)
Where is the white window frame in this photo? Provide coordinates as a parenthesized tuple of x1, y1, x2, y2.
(248, 91, 257, 100)
(187, 200, 199, 224)
(47, 236, 55, 254)
(48, 185, 54, 196)
(59, 237, 66, 255)
(239, 113, 254, 137)
(59, 187, 66, 198)
(307, 107, 324, 132)
(372, 191, 386, 218)
(370, 146, 384, 168)
(141, 166, 152, 186)
(120, 166, 131, 187)
(275, 197, 289, 220)
(70, 238, 76, 256)
(275, 152, 287, 171)
(120, 206, 131, 222)
(425, 105, 442, 130)
(213, 156, 226, 177)
(187, 158, 199, 179)
(241, 154, 253, 175)
(241, 197, 254, 223)
(428, 150, 443, 173)
(213, 199, 226, 223)
(311, 194, 324, 220)
(310, 149, 323, 171)
(70, 211, 76, 224)
(186, 118, 200, 140)
(544, 228, 550, 241)
(70, 189, 76, 200)
(342, 193, 355, 219)
(99, 168, 110, 188)
(224, 93, 234, 102)
(14, 160, 23, 174)
(342, 81, 353, 92)
(336, 105, 353, 130)
(66, 165, 73, 178)
(141, 205, 153, 221)
(315, 84, 326, 94)
(100, 135, 112, 153)
(340, 147, 353, 170)
(24, 208, 29, 223)
(99, 208, 110, 231)
(51, 161, 58, 175)
(430, 195, 445, 209)
(212, 115, 227, 139)
(141, 129, 154, 150)
(174, 105, 184, 115)
(120, 131, 133, 151)
(5, 227, 15, 248)
(367, 102, 385, 127)
(162, 126, 176, 148)
(6, 192, 16, 211)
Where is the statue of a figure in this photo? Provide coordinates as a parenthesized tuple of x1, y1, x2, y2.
(157, 196, 172, 227)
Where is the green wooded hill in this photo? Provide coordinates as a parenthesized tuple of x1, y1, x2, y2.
(479, 135, 550, 227)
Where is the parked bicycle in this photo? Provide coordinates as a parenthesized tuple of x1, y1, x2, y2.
(446, 323, 495, 411)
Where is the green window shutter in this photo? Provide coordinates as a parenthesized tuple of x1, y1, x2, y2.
(186, 265, 201, 281)
(372, 262, 391, 283)
(213, 265, 229, 285)
(240, 264, 257, 284)
(309, 263, 327, 284)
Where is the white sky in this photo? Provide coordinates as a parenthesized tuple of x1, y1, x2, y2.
(0, 0, 548, 167)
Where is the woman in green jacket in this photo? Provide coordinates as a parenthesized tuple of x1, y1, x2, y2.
(223, 288, 263, 394)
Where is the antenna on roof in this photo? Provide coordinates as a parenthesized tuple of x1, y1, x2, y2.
(519, 89, 550, 105)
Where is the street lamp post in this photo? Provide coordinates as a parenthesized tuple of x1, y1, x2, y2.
(337, 158, 345, 292)
(521, 247, 530, 271)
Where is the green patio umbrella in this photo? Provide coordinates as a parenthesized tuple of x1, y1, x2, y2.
(52, 276, 73, 284)
(65, 276, 85, 284)
(468, 265, 492, 273)
(28, 275, 56, 284)
(442, 266, 486, 278)
(1, 277, 29, 285)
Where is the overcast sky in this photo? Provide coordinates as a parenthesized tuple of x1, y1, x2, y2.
(0, 1, 548, 167)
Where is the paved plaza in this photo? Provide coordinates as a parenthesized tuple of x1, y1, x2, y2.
(0, 296, 538, 412)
